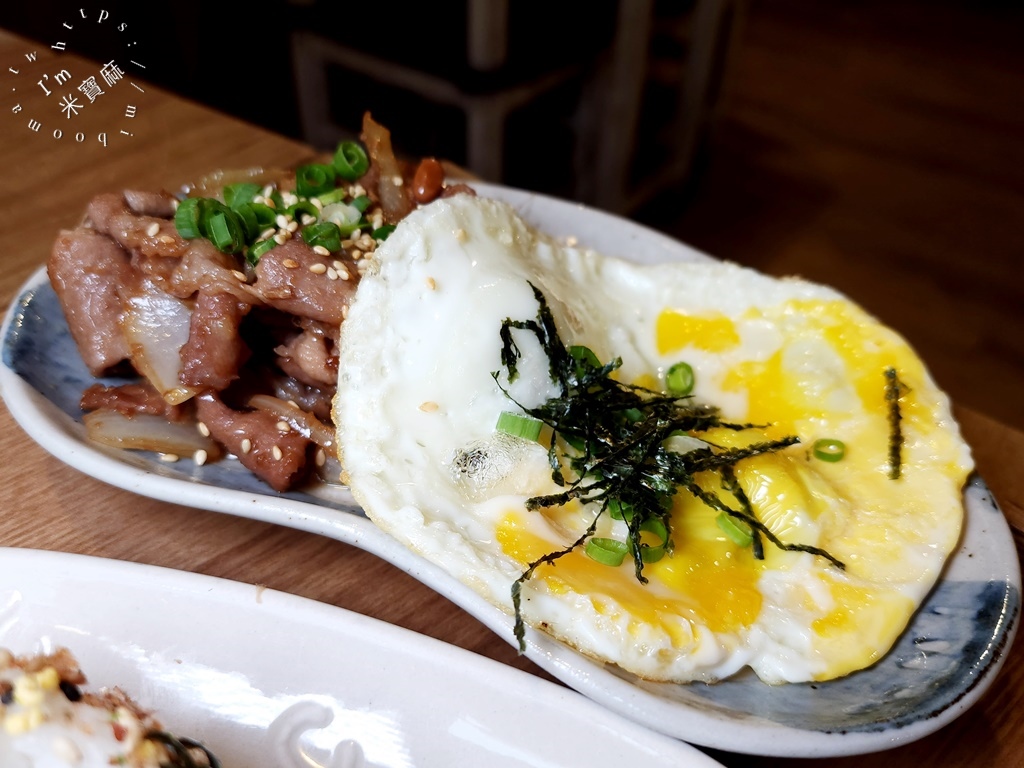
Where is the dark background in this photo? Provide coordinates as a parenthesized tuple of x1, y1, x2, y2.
(7, 0, 1024, 431)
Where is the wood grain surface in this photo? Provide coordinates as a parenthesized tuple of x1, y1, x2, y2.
(0, 28, 1021, 768)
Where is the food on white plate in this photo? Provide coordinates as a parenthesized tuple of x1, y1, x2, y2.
(334, 194, 973, 684)
(0, 647, 218, 767)
(48, 113, 471, 491)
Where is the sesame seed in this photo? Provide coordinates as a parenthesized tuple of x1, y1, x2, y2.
(273, 232, 289, 245)
(159, 453, 179, 463)
(194, 449, 208, 466)
(310, 197, 323, 210)
(171, 199, 180, 211)
(309, 262, 328, 274)
(337, 264, 350, 280)
(264, 198, 276, 209)
(253, 195, 267, 206)
(275, 214, 290, 229)
(282, 258, 299, 269)
(301, 214, 316, 226)
(352, 184, 367, 197)
(260, 227, 276, 240)
(341, 304, 349, 319)
(287, 221, 299, 233)
(272, 445, 283, 461)
(158, 234, 175, 244)
(327, 267, 339, 280)
(351, 249, 362, 260)
(197, 421, 211, 437)
(276, 420, 291, 432)
(351, 229, 362, 240)
(426, 276, 437, 290)
(240, 438, 252, 454)
(261, 184, 274, 197)
(146, 222, 160, 237)
(359, 235, 374, 249)
(315, 449, 326, 467)
(419, 401, 439, 412)
(392, 175, 403, 186)
(232, 270, 247, 281)
(282, 192, 298, 207)
(313, 245, 331, 256)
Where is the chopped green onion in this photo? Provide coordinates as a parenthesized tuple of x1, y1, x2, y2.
(495, 411, 543, 442)
(223, 182, 260, 209)
(315, 187, 348, 206)
(301, 221, 342, 253)
(639, 518, 669, 563)
(666, 361, 695, 396)
(247, 238, 276, 265)
(247, 202, 277, 228)
(716, 512, 753, 547)
(321, 202, 362, 233)
(585, 538, 628, 567)
(568, 345, 600, 371)
(206, 210, 245, 254)
(232, 203, 260, 241)
(173, 198, 202, 239)
(333, 140, 369, 180)
(607, 499, 633, 522)
(286, 200, 319, 221)
(295, 163, 337, 197)
(813, 438, 846, 462)
(350, 194, 372, 212)
(372, 224, 396, 241)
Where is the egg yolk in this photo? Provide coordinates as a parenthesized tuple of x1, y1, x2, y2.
(656, 310, 740, 355)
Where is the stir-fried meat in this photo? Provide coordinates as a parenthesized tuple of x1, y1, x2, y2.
(124, 189, 178, 218)
(274, 324, 337, 388)
(195, 392, 312, 492)
(252, 239, 356, 326)
(81, 382, 189, 421)
(48, 228, 134, 376)
(180, 290, 252, 390)
(271, 375, 335, 422)
(87, 191, 188, 261)
(169, 239, 259, 304)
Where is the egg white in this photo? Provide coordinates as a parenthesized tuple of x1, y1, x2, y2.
(335, 194, 972, 684)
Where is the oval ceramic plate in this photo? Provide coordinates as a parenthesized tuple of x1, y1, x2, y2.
(0, 547, 722, 767)
(1, 183, 1019, 757)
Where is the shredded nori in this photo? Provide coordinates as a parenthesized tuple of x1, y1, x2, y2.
(496, 284, 845, 652)
(885, 366, 905, 480)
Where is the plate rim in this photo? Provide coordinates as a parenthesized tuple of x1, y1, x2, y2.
(0, 181, 1019, 757)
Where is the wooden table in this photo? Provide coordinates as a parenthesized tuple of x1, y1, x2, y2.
(0, 30, 1021, 767)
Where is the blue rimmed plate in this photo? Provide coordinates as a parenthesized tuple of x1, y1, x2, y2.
(1, 183, 1019, 757)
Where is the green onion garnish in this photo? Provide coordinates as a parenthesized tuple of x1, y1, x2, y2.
(496, 411, 543, 442)
(812, 438, 846, 462)
(173, 198, 202, 239)
(585, 538, 628, 567)
(716, 512, 753, 547)
(315, 187, 348, 206)
(666, 361, 695, 396)
(333, 140, 370, 180)
(286, 200, 319, 221)
(205, 209, 245, 254)
(247, 238, 276, 265)
(301, 221, 342, 253)
(295, 163, 336, 197)
(350, 194, 373, 212)
(372, 224, 396, 241)
(639, 518, 669, 563)
(607, 498, 633, 522)
(232, 203, 260, 241)
(247, 202, 277, 228)
(223, 182, 261, 209)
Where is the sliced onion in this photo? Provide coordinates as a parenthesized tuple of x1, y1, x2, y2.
(84, 410, 222, 459)
(121, 281, 198, 405)
(361, 113, 412, 223)
(247, 394, 335, 452)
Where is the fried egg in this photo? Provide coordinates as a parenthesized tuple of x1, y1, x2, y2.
(334, 194, 972, 684)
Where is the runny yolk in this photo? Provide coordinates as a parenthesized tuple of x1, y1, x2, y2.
(656, 310, 740, 355)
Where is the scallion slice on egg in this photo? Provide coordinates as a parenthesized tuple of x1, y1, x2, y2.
(585, 537, 628, 566)
(665, 361, 695, 397)
(716, 512, 754, 547)
(813, 438, 846, 462)
(495, 411, 543, 442)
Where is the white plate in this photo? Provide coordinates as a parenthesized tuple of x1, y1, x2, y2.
(1, 183, 1019, 758)
(0, 547, 722, 768)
